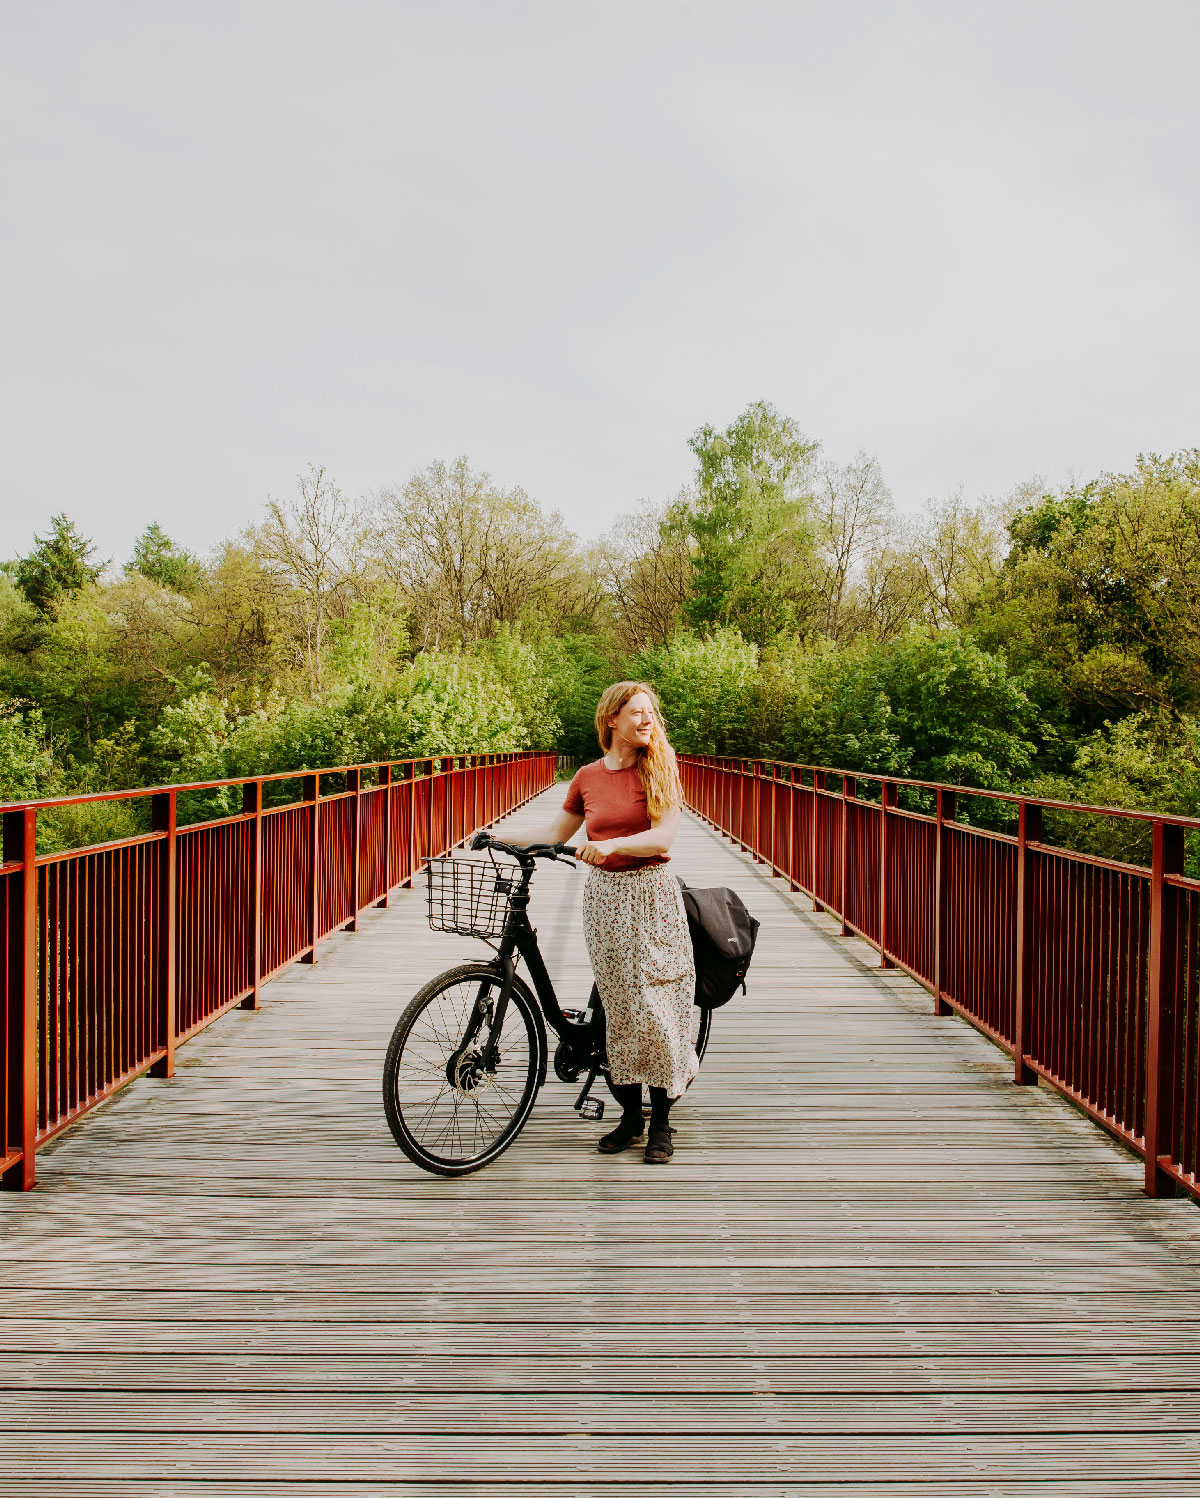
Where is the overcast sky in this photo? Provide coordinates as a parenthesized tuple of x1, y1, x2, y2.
(2, 0, 1198, 565)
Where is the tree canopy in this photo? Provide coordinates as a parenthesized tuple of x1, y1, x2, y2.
(3, 416, 1198, 869)
(14, 513, 102, 614)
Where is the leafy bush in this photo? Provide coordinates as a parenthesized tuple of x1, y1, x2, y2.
(637, 627, 1039, 813)
(1031, 711, 1200, 873)
(519, 631, 613, 760)
(846, 630, 1039, 790)
(0, 698, 147, 852)
(146, 650, 541, 822)
(0, 700, 59, 802)
(638, 628, 760, 754)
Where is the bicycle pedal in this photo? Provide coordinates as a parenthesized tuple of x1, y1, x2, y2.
(577, 1098, 604, 1121)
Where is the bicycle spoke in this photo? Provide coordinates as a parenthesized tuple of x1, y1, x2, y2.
(384, 968, 539, 1171)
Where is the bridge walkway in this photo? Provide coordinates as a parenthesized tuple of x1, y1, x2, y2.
(3, 787, 1200, 1495)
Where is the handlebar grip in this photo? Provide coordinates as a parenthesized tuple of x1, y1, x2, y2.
(470, 830, 492, 851)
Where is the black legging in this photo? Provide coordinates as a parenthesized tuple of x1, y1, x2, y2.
(606, 1077, 672, 1129)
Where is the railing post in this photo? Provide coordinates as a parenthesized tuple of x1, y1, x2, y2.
(879, 781, 896, 968)
(409, 763, 418, 886)
(769, 765, 777, 873)
(241, 780, 263, 1009)
(811, 770, 825, 912)
(1145, 819, 1185, 1196)
(302, 773, 319, 963)
(378, 764, 392, 908)
(840, 776, 856, 935)
(787, 767, 798, 891)
(348, 767, 362, 931)
(934, 788, 955, 1014)
(148, 791, 177, 1078)
(1013, 800, 1041, 1083)
(2, 807, 37, 1191)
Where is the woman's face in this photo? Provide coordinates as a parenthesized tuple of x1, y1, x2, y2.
(609, 691, 656, 750)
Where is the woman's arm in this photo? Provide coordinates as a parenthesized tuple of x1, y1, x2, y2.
(578, 804, 681, 866)
(508, 808, 585, 847)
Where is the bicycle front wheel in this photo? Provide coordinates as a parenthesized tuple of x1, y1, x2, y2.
(383, 963, 543, 1176)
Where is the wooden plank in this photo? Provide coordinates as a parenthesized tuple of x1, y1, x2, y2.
(8, 1430, 1200, 1483)
(5, 1388, 1200, 1435)
(3, 788, 1200, 1492)
(11, 1484, 1200, 1498)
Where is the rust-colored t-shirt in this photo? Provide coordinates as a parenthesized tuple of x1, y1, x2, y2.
(562, 759, 668, 872)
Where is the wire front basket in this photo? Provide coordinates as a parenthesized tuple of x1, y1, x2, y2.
(425, 856, 517, 940)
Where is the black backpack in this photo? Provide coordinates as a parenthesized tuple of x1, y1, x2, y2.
(678, 882, 760, 1010)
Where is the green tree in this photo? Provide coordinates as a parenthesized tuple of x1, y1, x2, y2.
(0, 700, 59, 801)
(876, 632, 1037, 787)
(14, 514, 102, 614)
(639, 628, 760, 754)
(685, 401, 820, 644)
(374, 457, 589, 650)
(775, 639, 907, 775)
(742, 629, 1045, 817)
(547, 634, 616, 760)
(1031, 711, 1200, 874)
(594, 497, 693, 654)
(480, 626, 562, 750)
(971, 452, 1200, 733)
(127, 522, 200, 593)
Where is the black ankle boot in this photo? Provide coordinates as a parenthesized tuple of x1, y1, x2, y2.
(597, 1111, 645, 1153)
(598, 1080, 644, 1154)
(644, 1088, 675, 1163)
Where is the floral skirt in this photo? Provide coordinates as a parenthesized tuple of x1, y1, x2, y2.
(582, 863, 698, 1099)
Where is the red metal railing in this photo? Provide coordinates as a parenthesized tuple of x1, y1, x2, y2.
(1, 751, 556, 1189)
(679, 755, 1200, 1203)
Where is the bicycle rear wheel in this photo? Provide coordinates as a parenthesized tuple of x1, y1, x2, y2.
(690, 1003, 712, 1067)
(383, 963, 543, 1176)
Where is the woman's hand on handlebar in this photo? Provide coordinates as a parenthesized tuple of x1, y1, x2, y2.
(471, 830, 577, 862)
(577, 838, 616, 867)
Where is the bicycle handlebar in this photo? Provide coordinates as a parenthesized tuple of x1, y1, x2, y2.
(470, 831, 578, 863)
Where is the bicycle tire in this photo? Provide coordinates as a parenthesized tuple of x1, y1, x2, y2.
(383, 963, 544, 1177)
(691, 1003, 712, 1069)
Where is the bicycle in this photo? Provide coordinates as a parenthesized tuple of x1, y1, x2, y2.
(382, 830, 712, 1176)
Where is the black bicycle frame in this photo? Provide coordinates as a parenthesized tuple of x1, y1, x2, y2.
(475, 859, 582, 1068)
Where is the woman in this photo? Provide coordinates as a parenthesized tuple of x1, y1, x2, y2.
(520, 682, 697, 1164)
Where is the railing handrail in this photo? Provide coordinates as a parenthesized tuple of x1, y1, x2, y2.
(678, 753, 1200, 832)
(678, 752, 1200, 1205)
(1, 749, 558, 1191)
(0, 748, 555, 816)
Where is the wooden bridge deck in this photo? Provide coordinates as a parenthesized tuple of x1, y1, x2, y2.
(4, 787, 1200, 1496)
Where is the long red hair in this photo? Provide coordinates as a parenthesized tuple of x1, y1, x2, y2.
(594, 681, 681, 822)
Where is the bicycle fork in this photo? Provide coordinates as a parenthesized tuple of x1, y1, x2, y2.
(476, 952, 516, 1071)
